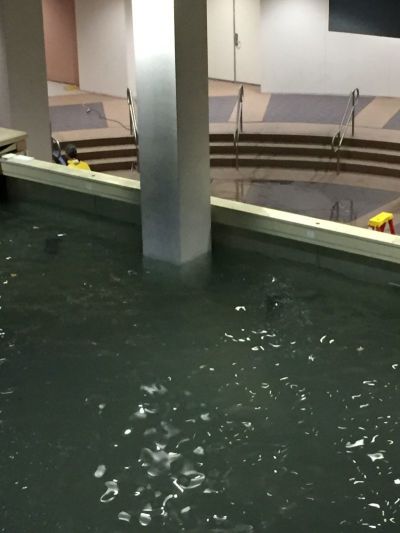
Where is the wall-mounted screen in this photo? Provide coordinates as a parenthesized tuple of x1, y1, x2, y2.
(329, 0, 400, 39)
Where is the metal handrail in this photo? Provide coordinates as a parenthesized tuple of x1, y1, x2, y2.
(331, 88, 359, 174)
(330, 199, 354, 222)
(233, 84, 244, 169)
(51, 136, 61, 154)
(127, 88, 139, 170)
(127, 88, 139, 142)
(51, 136, 66, 165)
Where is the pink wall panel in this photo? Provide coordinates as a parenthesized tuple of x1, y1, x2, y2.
(42, 0, 79, 85)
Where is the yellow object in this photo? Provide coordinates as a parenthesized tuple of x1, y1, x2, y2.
(65, 84, 79, 92)
(67, 159, 91, 171)
(368, 211, 393, 228)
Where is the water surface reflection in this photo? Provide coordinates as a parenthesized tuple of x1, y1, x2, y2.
(0, 204, 399, 532)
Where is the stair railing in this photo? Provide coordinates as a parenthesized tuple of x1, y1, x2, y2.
(233, 84, 244, 169)
(51, 136, 66, 165)
(331, 88, 359, 174)
(127, 88, 139, 170)
(329, 199, 354, 222)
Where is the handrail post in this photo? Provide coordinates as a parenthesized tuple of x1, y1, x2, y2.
(233, 85, 244, 171)
(235, 132, 239, 170)
(127, 87, 139, 171)
(351, 90, 355, 137)
(239, 86, 244, 133)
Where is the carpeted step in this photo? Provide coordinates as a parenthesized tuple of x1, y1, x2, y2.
(79, 145, 137, 160)
(88, 156, 136, 172)
(210, 154, 400, 178)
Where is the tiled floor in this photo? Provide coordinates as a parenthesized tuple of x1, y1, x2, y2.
(49, 79, 400, 140)
(49, 80, 400, 231)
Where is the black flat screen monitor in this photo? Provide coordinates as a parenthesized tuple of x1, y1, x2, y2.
(329, 0, 400, 39)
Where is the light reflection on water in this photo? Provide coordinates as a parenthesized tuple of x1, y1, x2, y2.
(0, 203, 400, 532)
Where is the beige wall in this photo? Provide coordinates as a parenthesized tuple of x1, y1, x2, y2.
(42, 0, 79, 85)
(0, 5, 11, 127)
(75, 0, 129, 97)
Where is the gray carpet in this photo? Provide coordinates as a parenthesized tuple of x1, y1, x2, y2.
(383, 110, 400, 130)
(209, 96, 237, 123)
(245, 181, 396, 221)
(263, 94, 374, 124)
(50, 102, 107, 132)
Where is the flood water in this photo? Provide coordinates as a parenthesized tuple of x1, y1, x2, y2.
(1, 203, 400, 532)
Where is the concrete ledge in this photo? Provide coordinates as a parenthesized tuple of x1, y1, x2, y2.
(0, 128, 27, 156)
(2, 156, 400, 269)
(0, 156, 141, 205)
(0, 127, 27, 147)
(211, 197, 400, 265)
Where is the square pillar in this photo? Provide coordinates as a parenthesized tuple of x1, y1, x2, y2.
(0, 0, 51, 161)
(133, 0, 211, 265)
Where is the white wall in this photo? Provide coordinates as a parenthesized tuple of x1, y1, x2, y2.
(261, 0, 400, 96)
(207, 0, 235, 81)
(125, 0, 136, 97)
(75, 0, 129, 97)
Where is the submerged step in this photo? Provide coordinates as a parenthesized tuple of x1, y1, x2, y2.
(210, 156, 400, 177)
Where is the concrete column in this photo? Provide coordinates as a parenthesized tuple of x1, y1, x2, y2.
(0, 0, 51, 160)
(0, 12, 11, 128)
(133, 0, 211, 265)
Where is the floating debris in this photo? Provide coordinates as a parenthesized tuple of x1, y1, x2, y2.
(133, 405, 147, 419)
(100, 480, 119, 503)
(140, 384, 168, 396)
(235, 306, 246, 311)
(193, 446, 205, 456)
(174, 469, 205, 491)
(94, 465, 106, 478)
(346, 439, 365, 449)
(367, 453, 385, 462)
(140, 448, 181, 477)
(118, 511, 131, 523)
(139, 512, 151, 527)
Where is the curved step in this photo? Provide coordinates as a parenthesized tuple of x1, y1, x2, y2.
(79, 146, 137, 160)
(60, 136, 135, 149)
(65, 132, 400, 177)
(210, 155, 400, 178)
(89, 157, 136, 172)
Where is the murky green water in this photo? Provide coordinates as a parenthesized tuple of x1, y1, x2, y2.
(1, 203, 400, 532)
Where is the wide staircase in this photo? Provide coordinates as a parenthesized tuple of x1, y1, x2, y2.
(61, 134, 400, 178)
